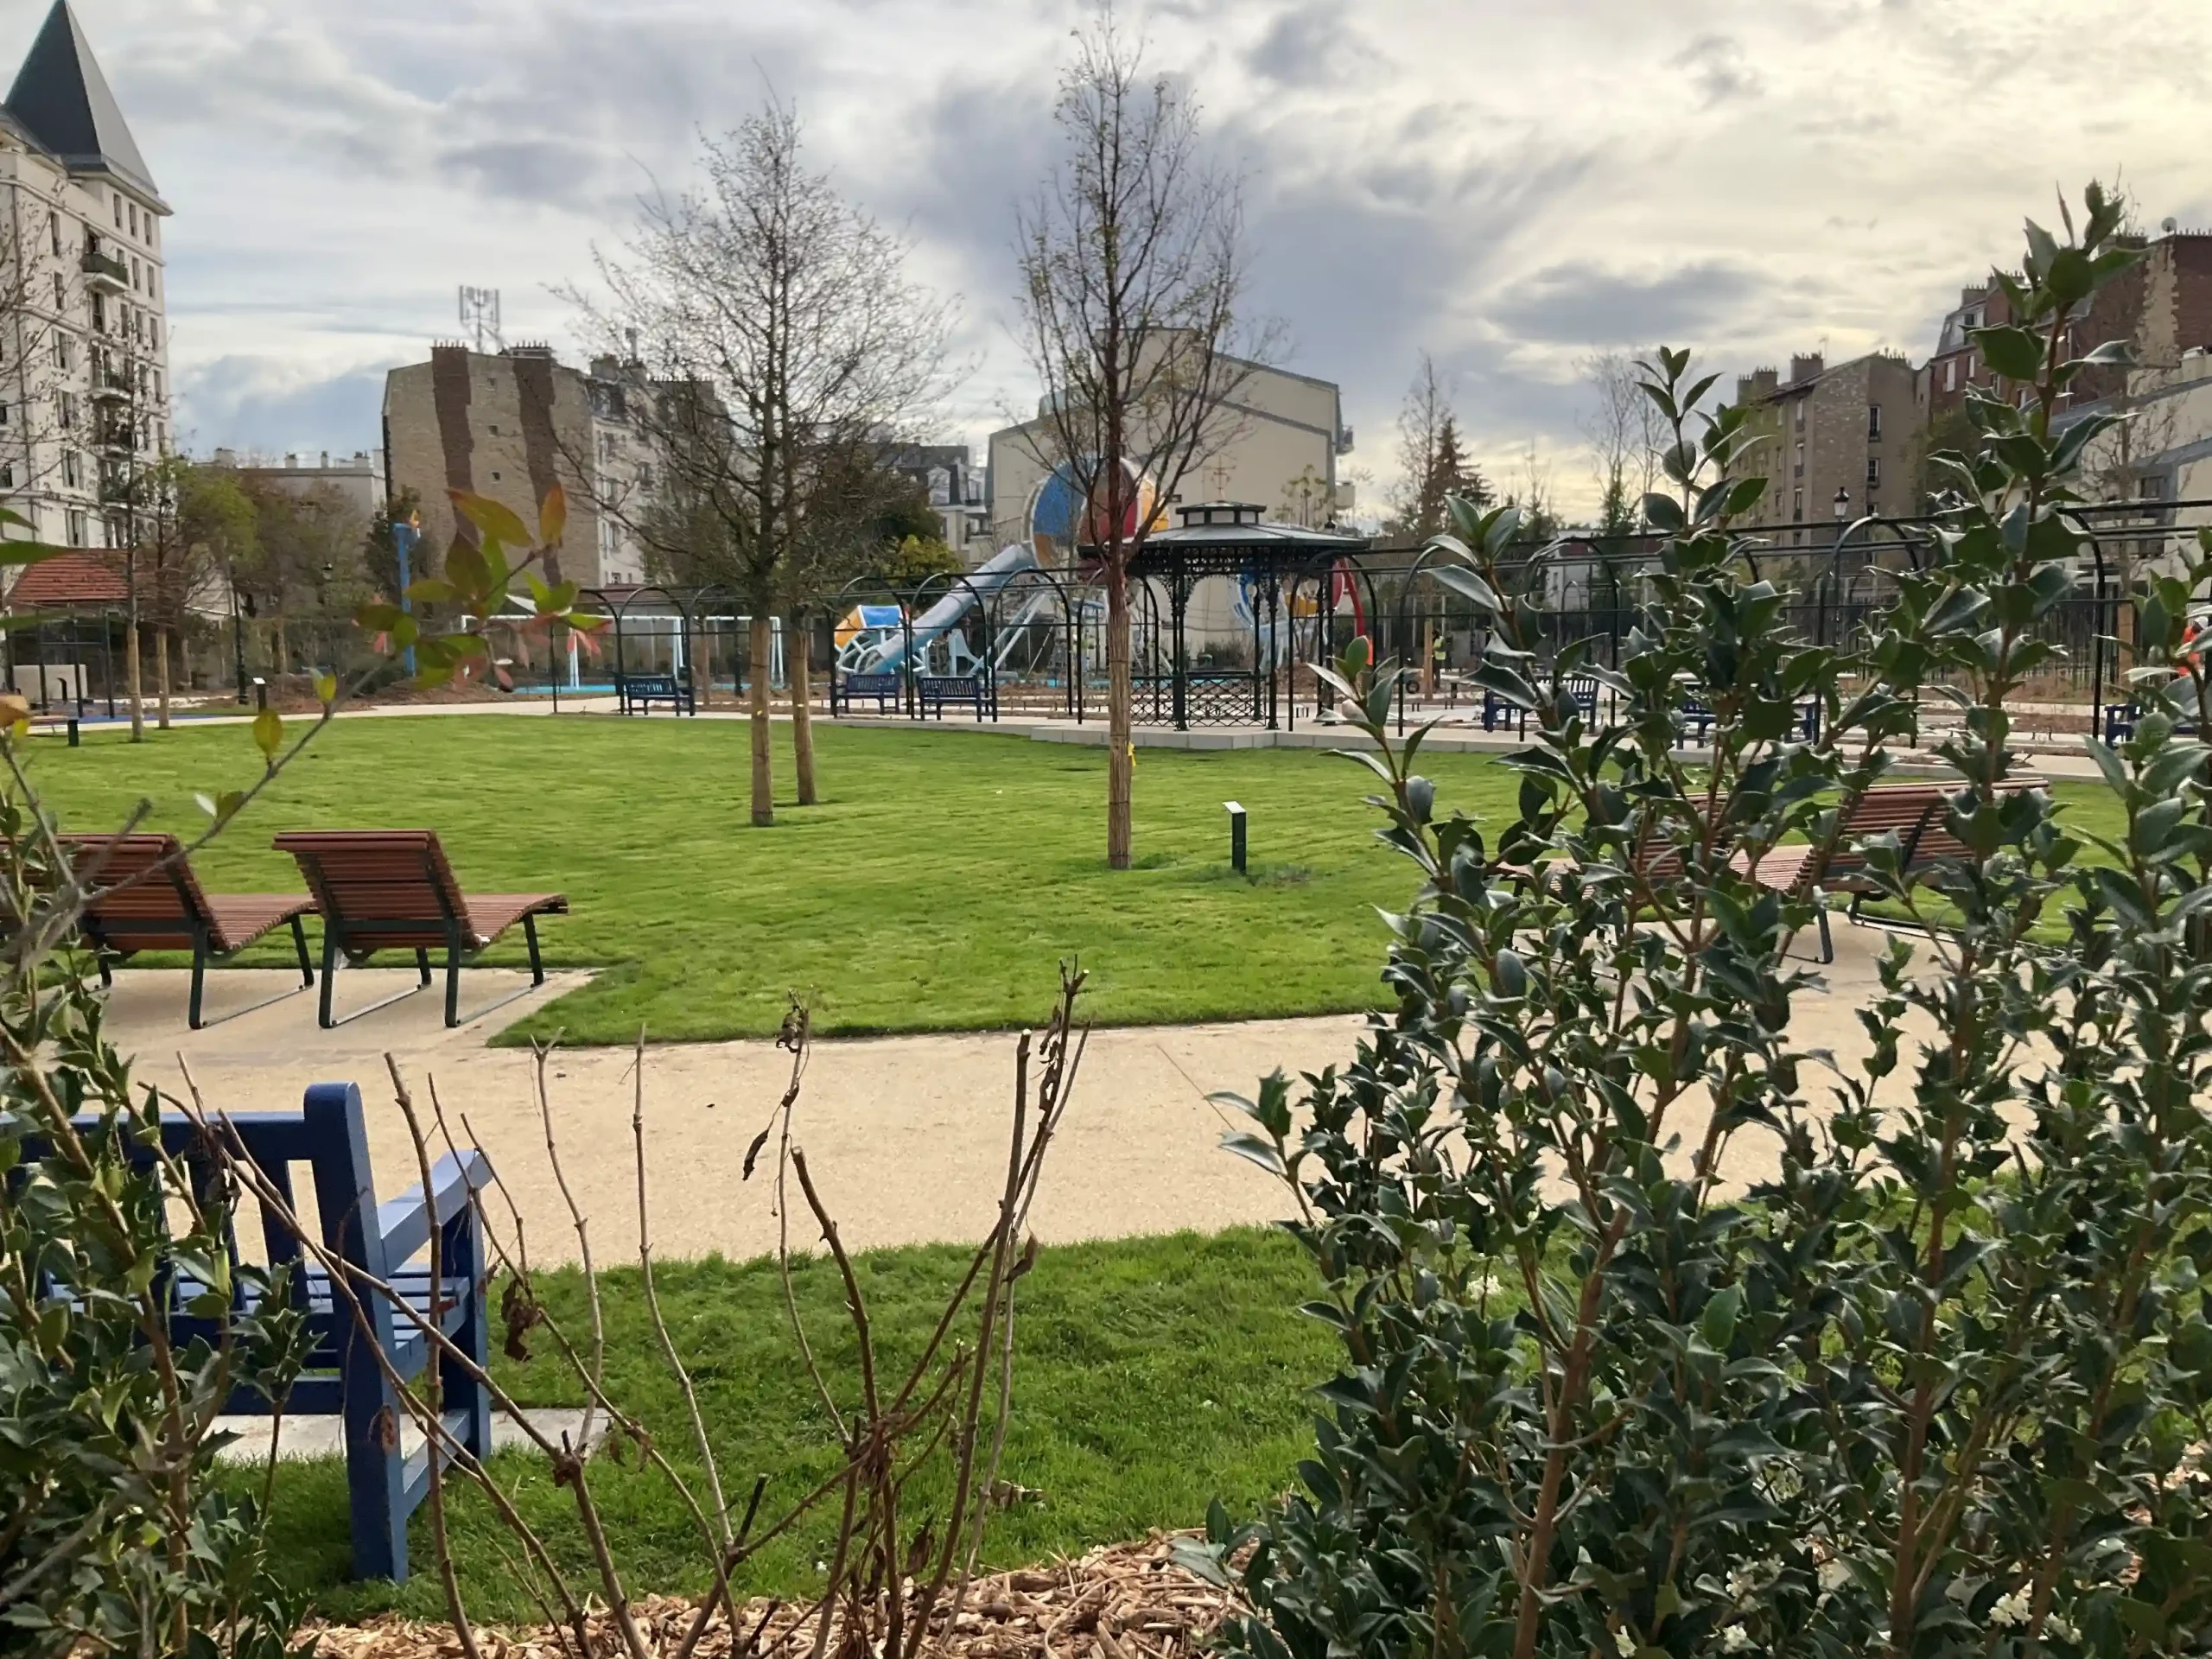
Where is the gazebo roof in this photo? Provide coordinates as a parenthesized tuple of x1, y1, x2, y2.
(1116, 502, 1369, 579)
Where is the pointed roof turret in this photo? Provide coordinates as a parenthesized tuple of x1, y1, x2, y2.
(4, 1, 161, 207)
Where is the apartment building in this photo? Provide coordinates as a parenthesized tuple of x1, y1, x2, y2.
(887, 442, 990, 556)
(1731, 352, 1922, 540)
(383, 345, 650, 590)
(986, 350, 1354, 563)
(213, 448, 386, 523)
(0, 1, 172, 556)
(1926, 230, 2212, 418)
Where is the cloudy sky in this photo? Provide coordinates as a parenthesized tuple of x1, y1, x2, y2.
(30, 0, 2212, 515)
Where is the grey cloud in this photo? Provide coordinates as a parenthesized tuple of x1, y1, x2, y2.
(174, 358, 393, 456)
(1489, 261, 1761, 348)
(1245, 3, 1372, 87)
(1670, 34, 1760, 107)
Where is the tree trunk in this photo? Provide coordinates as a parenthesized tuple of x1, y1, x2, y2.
(748, 613, 775, 827)
(155, 626, 171, 730)
(790, 615, 818, 806)
(274, 616, 289, 677)
(1105, 562, 1132, 869)
(124, 616, 144, 742)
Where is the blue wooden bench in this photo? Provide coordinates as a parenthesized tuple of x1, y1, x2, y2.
(615, 672, 695, 715)
(918, 674, 995, 720)
(37, 1083, 493, 1582)
(835, 671, 904, 714)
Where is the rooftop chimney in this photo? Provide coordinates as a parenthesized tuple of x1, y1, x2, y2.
(1789, 353, 1825, 385)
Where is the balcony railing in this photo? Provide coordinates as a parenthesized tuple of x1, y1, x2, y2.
(81, 248, 127, 290)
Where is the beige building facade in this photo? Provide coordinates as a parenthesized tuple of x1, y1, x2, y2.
(1731, 352, 1922, 543)
(383, 345, 650, 591)
(0, 2, 172, 558)
(985, 353, 1354, 566)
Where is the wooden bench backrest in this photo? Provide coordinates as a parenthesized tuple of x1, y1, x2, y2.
(273, 830, 467, 949)
(63, 833, 213, 949)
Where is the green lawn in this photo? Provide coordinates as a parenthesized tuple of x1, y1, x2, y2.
(21, 714, 2128, 1046)
(251, 1227, 1338, 1624)
(20, 715, 1522, 1043)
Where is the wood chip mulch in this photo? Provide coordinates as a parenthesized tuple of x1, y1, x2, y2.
(307, 1532, 1248, 1659)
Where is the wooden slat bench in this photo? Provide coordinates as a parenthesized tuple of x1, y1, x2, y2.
(62, 832, 317, 1027)
(271, 830, 565, 1028)
(1749, 776, 2047, 961)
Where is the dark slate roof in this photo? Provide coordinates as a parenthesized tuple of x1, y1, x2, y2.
(4, 2, 162, 205)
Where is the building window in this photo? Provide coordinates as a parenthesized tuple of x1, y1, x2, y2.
(1794, 400, 1806, 429)
(51, 272, 64, 311)
(67, 509, 86, 544)
(58, 392, 76, 429)
(111, 195, 121, 227)
(1944, 359, 1957, 392)
(0, 464, 13, 489)
(1793, 442, 1804, 477)
(1967, 353, 1977, 378)
(1792, 488, 1803, 520)
(1866, 456, 1882, 490)
(128, 203, 137, 237)
(53, 334, 70, 372)
(1867, 404, 1883, 440)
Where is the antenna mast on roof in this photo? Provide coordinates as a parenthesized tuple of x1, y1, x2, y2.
(458, 286, 502, 354)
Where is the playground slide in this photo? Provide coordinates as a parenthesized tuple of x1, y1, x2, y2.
(861, 543, 1039, 674)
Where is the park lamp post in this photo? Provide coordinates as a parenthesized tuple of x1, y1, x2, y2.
(1834, 486, 1851, 521)
(1225, 799, 1248, 874)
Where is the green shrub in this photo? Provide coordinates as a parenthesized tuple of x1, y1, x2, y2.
(0, 790, 310, 1656)
(1190, 186, 2212, 1657)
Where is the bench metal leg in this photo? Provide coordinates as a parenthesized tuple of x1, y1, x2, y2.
(444, 913, 556, 1027)
(318, 925, 340, 1027)
(292, 915, 315, 987)
(316, 932, 437, 1029)
(188, 926, 209, 1030)
(444, 930, 463, 1028)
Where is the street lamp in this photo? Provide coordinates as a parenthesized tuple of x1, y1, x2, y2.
(1833, 487, 1851, 521)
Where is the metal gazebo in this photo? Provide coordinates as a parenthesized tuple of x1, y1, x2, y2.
(1110, 502, 1369, 732)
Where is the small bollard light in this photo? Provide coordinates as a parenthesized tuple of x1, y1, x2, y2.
(1224, 799, 1248, 874)
(251, 676, 269, 713)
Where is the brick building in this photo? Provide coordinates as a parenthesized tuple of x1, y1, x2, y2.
(1926, 231, 2212, 418)
(1730, 351, 1921, 543)
(382, 345, 650, 590)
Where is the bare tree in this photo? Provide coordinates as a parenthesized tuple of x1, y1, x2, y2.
(569, 102, 953, 826)
(1387, 353, 1488, 539)
(1014, 6, 1266, 869)
(1580, 348, 1669, 535)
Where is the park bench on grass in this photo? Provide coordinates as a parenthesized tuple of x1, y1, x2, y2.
(918, 673, 995, 720)
(1748, 777, 2046, 962)
(62, 832, 317, 1029)
(271, 830, 566, 1029)
(614, 671, 695, 716)
(835, 670, 904, 715)
(26, 1081, 492, 1583)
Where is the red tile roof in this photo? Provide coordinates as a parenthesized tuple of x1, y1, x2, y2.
(6, 550, 130, 610)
